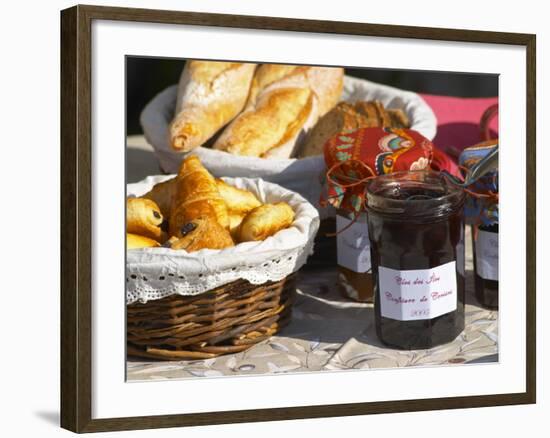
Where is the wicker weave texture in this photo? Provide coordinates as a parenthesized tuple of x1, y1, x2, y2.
(127, 275, 296, 360)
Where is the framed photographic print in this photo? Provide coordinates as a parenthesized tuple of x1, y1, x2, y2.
(60, 4, 536, 433)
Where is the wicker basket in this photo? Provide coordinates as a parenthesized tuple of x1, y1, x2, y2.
(127, 274, 296, 360)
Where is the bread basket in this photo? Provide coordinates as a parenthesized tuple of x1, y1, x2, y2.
(140, 76, 437, 212)
(126, 176, 320, 360)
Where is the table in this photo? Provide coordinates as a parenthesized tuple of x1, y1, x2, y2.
(126, 93, 500, 380)
(127, 222, 498, 381)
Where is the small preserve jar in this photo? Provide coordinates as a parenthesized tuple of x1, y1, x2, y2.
(472, 223, 499, 309)
(457, 140, 499, 310)
(366, 171, 466, 350)
(336, 209, 374, 302)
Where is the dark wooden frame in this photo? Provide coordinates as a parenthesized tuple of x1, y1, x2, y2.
(61, 4, 536, 433)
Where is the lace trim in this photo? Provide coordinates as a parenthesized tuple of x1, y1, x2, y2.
(126, 239, 314, 304)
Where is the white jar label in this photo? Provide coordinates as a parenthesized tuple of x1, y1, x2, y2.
(379, 261, 458, 321)
(475, 230, 499, 281)
(337, 214, 371, 273)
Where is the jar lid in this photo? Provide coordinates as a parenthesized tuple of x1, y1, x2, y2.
(366, 170, 465, 220)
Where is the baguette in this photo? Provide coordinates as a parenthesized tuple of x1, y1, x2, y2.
(248, 65, 343, 118)
(170, 61, 256, 151)
(213, 65, 343, 158)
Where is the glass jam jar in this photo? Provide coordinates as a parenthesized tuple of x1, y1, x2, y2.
(472, 223, 499, 309)
(336, 209, 374, 302)
(366, 171, 466, 350)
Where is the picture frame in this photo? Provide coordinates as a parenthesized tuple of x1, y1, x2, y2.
(60, 4, 536, 433)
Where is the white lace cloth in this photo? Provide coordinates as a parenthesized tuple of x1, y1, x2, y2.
(126, 176, 320, 304)
(140, 76, 437, 213)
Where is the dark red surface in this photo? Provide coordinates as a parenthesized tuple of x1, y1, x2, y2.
(420, 94, 499, 160)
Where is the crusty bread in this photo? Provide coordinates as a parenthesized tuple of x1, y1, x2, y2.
(170, 61, 256, 151)
(246, 64, 299, 104)
(387, 108, 410, 129)
(214, 87, 314, 157)
(213, 65, 344, 158)
(297, 102, 370, 158)
(247, 65, 344, 118)
(297, 100, 411, 157)
(354, 101, 391, 127)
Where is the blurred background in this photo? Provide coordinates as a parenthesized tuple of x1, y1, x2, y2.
(126, 57, 498, 135)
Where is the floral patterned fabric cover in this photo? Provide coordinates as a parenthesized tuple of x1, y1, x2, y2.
(323, 127, 433, 214)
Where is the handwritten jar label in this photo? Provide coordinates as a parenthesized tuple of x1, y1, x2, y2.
(337, 214, 371, 273)
(379, 261, 457, 321)
(475, 230, 499, 281)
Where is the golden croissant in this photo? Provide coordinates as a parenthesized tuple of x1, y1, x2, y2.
(238, 202, 295, 242)
(169, 155, 230, 236)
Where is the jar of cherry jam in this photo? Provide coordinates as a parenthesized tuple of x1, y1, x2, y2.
(366, 171, 466, 350)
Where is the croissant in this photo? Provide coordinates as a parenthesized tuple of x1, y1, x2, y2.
(238, 203, 295, 242)
(169, 206, 234, 252)
(126, 198, 165, 242)
(170, 61, 257, 151)
(215, 179, 261, 215)
(141, 178, 177, 219)
(228, 213, 246, 240)
(169, 155, 230, 236)
(127, 233, 161, 249)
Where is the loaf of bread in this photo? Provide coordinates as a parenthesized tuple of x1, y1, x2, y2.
(170, 61, 257, 151)
(297, 100, 410, 157)
(213, 65, 344, 158)
(169, 155, 230, 237)
(387, 108, 409, 129)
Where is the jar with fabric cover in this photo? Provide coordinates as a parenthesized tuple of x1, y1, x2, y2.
(459, 140, 499, 309)
(321, 127, 448, 302)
